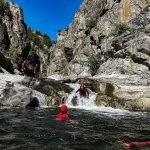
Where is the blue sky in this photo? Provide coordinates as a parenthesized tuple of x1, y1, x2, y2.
(12, 0, 83, 40)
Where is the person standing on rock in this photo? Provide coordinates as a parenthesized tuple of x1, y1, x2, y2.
(32, 54, 40, 77)
(75, 84, 89, 98)
(57, 104, 69, 120)
(18, 58, 28, 75)
(33, 63, 40, 77)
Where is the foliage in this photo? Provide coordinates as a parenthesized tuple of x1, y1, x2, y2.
(9, 47, 20, 67)
(112, 22, 127, 36)
(0, 0, 6, 8)
(27, 28, 52, 55)
(27, 47, 36, 61)
(85, 53, 101, 76)
(43, 34, 52, 47)
(0, 0, 7, 15)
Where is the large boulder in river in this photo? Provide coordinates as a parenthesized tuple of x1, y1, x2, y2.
(0, 73, 72, 107)
(87, 74, 150, 111)
(0, 74, 31, 107)
(31, 78, 73, 106)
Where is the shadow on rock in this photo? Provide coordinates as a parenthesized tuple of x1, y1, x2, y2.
(26, 97, 39, 108)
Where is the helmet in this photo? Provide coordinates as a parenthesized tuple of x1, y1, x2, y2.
(60, 105, 67, 112)
(80, 84, 85, 87)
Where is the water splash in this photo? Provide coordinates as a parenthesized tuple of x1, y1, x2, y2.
(65, 83, 138, 117)
(32, 90, 47, 107)
(66, 83, 97, 108)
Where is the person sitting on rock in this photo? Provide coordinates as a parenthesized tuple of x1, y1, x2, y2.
(57, 104, 69, 120)
(75, 84, 89, 98)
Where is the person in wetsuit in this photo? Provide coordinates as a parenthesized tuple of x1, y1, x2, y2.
(122, 140, 150, 149)
(75, 84, 89, 98)
(18, 58, 28, 75)
(32, 54, 40, 77)
(57, 105, 69, 120)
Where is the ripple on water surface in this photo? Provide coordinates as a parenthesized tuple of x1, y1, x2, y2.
(0, 107, 150, 150)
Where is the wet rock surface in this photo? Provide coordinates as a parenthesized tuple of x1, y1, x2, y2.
(88, 74, 150, 111)
(0, 74, 73, 107)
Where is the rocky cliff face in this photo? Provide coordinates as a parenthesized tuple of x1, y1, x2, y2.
(27, 28, 52, 77)
(0, 2, 30, 73)
(48, 0, 150, 79)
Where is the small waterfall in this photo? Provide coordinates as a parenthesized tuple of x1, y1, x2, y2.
(32, 90, 47, 107)
(66, 83, 97, 108)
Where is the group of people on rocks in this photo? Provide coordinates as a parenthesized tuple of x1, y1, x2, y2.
(18, 54, 40, 77)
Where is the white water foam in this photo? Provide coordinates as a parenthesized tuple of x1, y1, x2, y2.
(47, 74, 64, 81)
(65, 83, 144, 117)
(66, 83, 97, 108)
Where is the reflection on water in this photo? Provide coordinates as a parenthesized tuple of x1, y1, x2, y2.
(0, 107, 150, 150)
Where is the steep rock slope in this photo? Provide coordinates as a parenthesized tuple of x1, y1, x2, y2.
(27, 28, 53, 76)
(48, 0, 150, 79)
(0, 1, 30, 73)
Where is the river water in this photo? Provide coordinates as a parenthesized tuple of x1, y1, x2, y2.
(0, 107, 150, 150)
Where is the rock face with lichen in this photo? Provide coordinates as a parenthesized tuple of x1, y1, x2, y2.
(48, 0, 150, 79)
(47, 0, 150, 110)
(0, 2, 30, 73)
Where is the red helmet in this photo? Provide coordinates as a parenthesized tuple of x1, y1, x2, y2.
(60, 105, 67, 112)
(80, 84, 85, 87)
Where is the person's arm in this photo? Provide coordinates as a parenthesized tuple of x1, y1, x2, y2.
(33, 65, 37, 74)
(75, 88, 80, 93)
(127, 141, 150, 147)
(85, 88, 89, 96)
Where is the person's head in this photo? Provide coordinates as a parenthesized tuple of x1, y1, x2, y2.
(60, 104, 67, 113)
(80, 84, 85, 90)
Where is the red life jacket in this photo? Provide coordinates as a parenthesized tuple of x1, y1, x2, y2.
(57, 112, 69, 120)
(127, 141, 150, 147)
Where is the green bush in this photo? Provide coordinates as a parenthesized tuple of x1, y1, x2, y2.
(43, 34, 52, 48)
(0, 0, 6, 7)
(0, 0, 6, 14)
(112, 22, 127, 36)
(85, 53, 101, 76)
(27, 28, 52, 55)
(9, 47, 20, 63)
(27, 47, 36, 60)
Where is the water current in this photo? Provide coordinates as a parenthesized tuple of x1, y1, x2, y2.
(0, 107, 150, 150)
